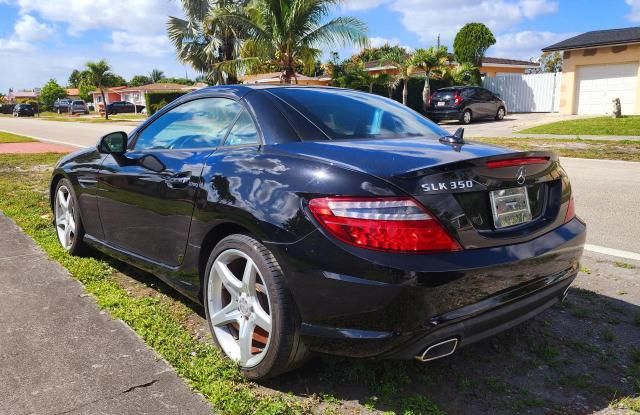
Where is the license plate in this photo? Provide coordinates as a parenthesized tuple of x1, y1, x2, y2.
(437, 101, 446, 107)
(489, 187, 532, 229)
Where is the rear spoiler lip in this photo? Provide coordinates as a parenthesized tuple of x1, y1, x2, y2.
(393, 150, 559, 180)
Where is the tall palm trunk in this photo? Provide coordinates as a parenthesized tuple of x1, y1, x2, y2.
(402, 79, 408, 106)
(422, 72, 431, 113)
(101, 88, 108, 120)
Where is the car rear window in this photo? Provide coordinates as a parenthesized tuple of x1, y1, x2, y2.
(269, 88, 447, 140)
(432, 90, 459, 100)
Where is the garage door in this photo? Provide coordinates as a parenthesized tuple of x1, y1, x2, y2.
(576, 63, 638, 115)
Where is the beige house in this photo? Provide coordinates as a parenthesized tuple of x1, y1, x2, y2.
(363, 57, 537, 78)
(543, 27, 640, 115)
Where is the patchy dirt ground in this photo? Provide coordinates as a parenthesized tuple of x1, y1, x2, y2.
(108, 250, 640, 415)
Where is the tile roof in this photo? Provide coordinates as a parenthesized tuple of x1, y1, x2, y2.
(543, 26, 640, 51)
(481, 57, 537, 66)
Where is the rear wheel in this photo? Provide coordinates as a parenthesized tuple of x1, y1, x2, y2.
(460, 109, 472, 125)
(53, 178, 87, 255)
(495, 107, 506, 121)
(204, 234, 309, 380)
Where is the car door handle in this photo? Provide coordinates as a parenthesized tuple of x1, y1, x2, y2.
(165, 172, 192, 188)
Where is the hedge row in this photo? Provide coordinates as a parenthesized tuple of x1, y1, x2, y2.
(354, 76, 452, 114)
(144, 91, 189, 116)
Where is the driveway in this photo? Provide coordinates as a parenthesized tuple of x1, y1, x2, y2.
(439, 113, 591, 138)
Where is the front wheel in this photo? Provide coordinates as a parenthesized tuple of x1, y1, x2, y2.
(495, 107, 506, 121)
(204, 234, 309, 380)
(53, 178, 87, 255)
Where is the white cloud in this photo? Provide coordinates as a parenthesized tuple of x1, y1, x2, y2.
(388, 0, 559, 45)
(490, 30, 577, 60)
(626, 0, 640, 21)
(343, 0, 388, 11)
(13, 14, 55, 42)
(367, 36, 414, 51)
(105, 31, 171, 57)
(0, 14, 54, 52)
(11, 0, 182, 35)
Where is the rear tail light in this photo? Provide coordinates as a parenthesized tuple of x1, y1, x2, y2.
(486, 157, 550, 169)
(428, 92, 436, 106)
(564, 196, 575, 223)
(453, 93, 462, 106)
(308, 197, 461, 253)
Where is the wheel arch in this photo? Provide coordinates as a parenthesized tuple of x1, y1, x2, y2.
(197, 221, 256, 300)
(49, 172, 66, 211)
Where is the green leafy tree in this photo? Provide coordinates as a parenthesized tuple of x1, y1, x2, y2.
(158, 77, 194, 85)
(442, 62, 479, 85)
(105, 74, 127, 87)
(149, 69, 165, 83)
(215, 0, 368, 84)
(167, 0, 248, 84)
(78, 81, 96, 102)
(68, 70, 87, 88)
(129, 75, 152, 87)
(453, 23, 496, 67)
(84, 60, 115, 119)
(352, 44, 408, 63)
(539, 51, 562, 73)
(40, 79, 68, 111)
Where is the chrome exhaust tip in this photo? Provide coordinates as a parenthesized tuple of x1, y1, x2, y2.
(416, 338, 458, 362)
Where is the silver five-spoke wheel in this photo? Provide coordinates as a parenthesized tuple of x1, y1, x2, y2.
(207, 249, 272, 368)
(55, 185, 76, 250)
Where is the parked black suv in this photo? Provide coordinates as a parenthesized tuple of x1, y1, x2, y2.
(426, 86, 507, 124)
(13, 103, 35, 117)
(106, 101, 144, 115)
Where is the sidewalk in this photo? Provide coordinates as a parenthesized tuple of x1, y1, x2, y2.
(0, 214, 213, 415)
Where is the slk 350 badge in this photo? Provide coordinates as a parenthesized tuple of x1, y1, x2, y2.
(421, 180, 475, 192)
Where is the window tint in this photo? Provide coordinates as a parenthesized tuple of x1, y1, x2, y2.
(271, 88, 446, 140)
(477, 89, 494, 100)
(134, 98, 241, 150)
(224, 111, 259, 146)
(461, 88, 476, 98)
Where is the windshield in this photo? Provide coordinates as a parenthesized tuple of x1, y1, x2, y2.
(269, 88, 448, 140)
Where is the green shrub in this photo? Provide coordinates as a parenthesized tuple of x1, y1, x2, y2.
(145, 91, 187, 115)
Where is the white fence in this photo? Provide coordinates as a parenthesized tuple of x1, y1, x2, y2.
(483, 72, 562, 113)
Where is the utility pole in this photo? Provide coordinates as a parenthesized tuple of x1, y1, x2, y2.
(437, 33, 440, 50)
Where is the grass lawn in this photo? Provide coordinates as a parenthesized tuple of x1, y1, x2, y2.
(1, 154, 637, 415)
(519, 116, 640, 136)
(473, 137, 640, 161)
(0, 131, 34, 143)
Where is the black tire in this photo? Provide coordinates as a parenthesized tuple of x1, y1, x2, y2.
(460, 109, 472, 125)
(495, 107, 506, 121)
(112, 109, 117, 115)
(53, 178, 87, 255)
(203, 234, 309, 380)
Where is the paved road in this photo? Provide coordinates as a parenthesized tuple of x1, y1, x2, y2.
(0, 116, 137, 148)
(0, 117, 637, 256)
(0, 214, 212, 415)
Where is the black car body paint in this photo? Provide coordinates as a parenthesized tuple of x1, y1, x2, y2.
(50, 85, 585, 360)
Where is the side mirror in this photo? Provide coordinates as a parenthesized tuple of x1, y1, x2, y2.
(97, 131, 128, 154)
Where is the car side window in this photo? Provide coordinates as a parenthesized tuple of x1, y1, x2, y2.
(478, 89, 493, 100)
(134, 98, 242, 151)
(223, 110, 259, 146)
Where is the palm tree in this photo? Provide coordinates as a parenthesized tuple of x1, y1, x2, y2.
(215, 0, 368, 84)
(380, 48, 418, 106)
(84, 60, 113, 120)
(442, 62, 478, 86)
(412, 46, 449, 111)
(167, 0, 247, 84)
(149, 69, 165, 83)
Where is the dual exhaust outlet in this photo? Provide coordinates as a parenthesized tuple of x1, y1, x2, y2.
(416, 287, 570, 362)
(415, 338, 458, 362)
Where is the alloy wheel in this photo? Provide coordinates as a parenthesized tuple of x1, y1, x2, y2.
(463, 111, 472, 124)
(498, 108, 505, 120)
(54, 185, 76, 250)
(207, 249, 272, 367)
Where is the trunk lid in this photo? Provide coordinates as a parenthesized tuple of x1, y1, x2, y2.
(275, 137, 570, 249)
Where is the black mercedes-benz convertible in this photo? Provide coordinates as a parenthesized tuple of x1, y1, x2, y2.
(50, 85, 585, 379)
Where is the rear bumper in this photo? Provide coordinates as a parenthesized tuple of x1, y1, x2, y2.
(268, 217, 586, 358)
(426, 109, 463, 121)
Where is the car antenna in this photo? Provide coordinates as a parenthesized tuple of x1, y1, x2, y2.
(439, 127, 465, 145)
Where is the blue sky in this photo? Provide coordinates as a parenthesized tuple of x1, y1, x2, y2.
(0, 0, 639, 92)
